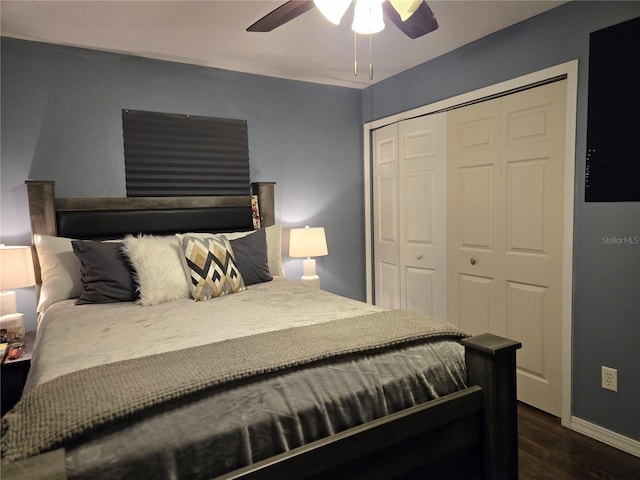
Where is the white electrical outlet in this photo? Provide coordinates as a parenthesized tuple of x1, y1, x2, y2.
(601, 366, 618, 392)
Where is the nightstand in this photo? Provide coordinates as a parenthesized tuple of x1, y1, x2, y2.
(1, 330, 35, 416)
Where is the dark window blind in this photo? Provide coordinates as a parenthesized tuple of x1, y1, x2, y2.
(123, 109, 250, 197)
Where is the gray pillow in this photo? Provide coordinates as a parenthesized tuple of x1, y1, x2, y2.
(229, 228, 273, 286)
(72, 240, 138, 304)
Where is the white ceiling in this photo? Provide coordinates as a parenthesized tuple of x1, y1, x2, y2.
(0, 0, 565, 89)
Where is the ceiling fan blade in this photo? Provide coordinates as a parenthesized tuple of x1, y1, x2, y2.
(247, 0, 315, 32)
(383, 0, 438, 39)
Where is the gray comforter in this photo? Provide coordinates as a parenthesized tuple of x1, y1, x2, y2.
(2, 281, 469, 479)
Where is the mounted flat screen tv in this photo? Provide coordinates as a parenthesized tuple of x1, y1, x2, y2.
(585, 16, 640, 202)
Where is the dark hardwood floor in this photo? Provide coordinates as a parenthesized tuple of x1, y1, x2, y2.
(518, 402, 640, 479)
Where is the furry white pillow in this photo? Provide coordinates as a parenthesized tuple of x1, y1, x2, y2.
(122, 235, 190, 306)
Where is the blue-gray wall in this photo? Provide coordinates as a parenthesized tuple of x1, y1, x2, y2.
(1, 38, 365, 331)
(1, 0, 638, 444)
(363, 1, 640, 442)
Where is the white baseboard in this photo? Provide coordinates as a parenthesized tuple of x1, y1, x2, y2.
(571, 416, 640, 458)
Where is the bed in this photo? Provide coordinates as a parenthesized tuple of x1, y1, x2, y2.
(1, 180, 521, 480)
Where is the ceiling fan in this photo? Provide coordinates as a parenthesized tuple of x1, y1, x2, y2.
(247, 0, 439, 40)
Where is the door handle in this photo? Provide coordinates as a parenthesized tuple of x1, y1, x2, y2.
(417, 254, 423, 260)
(470, 258, 477, 265)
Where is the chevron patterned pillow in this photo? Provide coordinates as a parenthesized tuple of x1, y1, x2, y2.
(177, 235, 245, 301)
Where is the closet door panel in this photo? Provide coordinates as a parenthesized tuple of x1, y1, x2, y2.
(399, 114, 447, 318)
(405, 267, 435, 314)
(448, 81, 567, 415)
(373, 123, 400, 309)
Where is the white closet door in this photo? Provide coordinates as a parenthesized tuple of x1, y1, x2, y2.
(373, 114, 447, 317)
(373, 123, 400, 310)
(447, 81, 567, 415)
(398, 114, 447, 318)
(447, 98, 502, 335)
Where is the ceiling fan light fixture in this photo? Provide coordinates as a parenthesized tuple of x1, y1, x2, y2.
(352, 0, 385, 35)
(314, 0, 351, 25)
(389, 0, 422, 22)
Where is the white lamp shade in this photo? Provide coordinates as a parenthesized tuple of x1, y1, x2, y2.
(314, 0, 351, 25)
(352, 0, 385, 34)
(0, 245, 35, 290)
(289, 226, 328, 258)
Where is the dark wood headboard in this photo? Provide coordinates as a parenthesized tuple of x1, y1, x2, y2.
(25, 180, 275, 286)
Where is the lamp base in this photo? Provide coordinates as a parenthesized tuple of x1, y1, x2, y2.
(300, 275, 320, 289)
(300, 258, 321, 288)
(0, 290, 17, 317)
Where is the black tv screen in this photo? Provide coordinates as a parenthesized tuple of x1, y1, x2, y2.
(585, 16, 640, 202)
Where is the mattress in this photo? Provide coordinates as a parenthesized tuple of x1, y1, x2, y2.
(27, 278, 381, 387)
(18, 279, 467, 479)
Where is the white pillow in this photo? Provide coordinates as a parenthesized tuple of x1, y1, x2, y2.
(265, 224, 285, 277)
(34, 234, 83, 313)
(122, 235, 190, 306)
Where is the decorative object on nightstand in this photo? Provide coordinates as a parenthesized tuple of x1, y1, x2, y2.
(289, 226, 328, 288)
(1, 245, 36, 344)
(2, 330, 35, 416)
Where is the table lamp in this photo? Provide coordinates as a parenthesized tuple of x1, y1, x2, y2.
(0, 245, 36, 343)
(289, 226, 328, 288)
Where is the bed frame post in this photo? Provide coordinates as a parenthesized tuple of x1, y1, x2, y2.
(25, 180, 57, 237)
(251, 182, 275, 227)
(462, 334, 522, 480)
(25, 180, 57, 289)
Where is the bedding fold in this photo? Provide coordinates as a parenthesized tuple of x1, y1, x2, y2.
(1, 309, 466, 463)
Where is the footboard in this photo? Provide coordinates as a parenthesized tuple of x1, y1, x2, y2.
(218, 387, 486, 480)
(217, 333, 522, 480)
(463, 333, 522, 479)
(2, 334, 520, 480)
